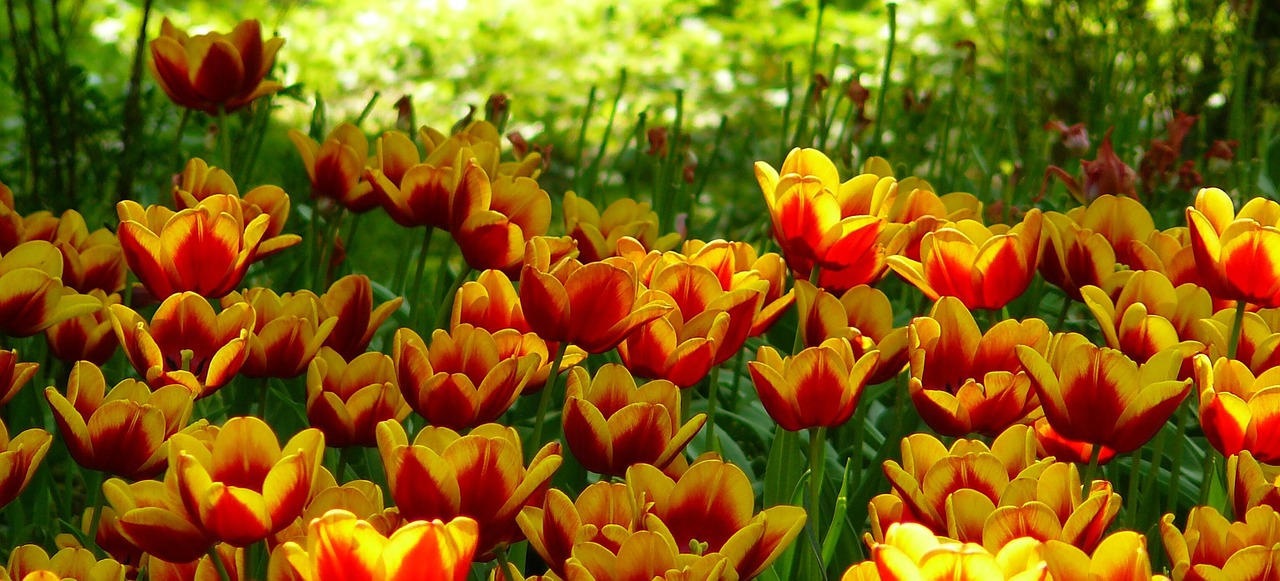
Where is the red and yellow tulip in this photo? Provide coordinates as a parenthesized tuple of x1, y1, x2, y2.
(148, 18, 284, 114)
(749, 337, 879, 431)
(2, 545, 126, 581)
(1039, 531, 1169, 581)
(1080, 270, 1208, 365)
(288, 123, 381, 213)
(558, 529, 735, 581)
(172, 159, 296, 250)
(306, 347, 408, 449)
(563, 191, 681, 261)
(1227, 451, 1280, 519)
(272, 510, 479, 581)
(1160, 504, 1280, 581)
(318, 274, 404, 360)
(47, 209, 127, 295)
(222, 288, 338, 379)
(562, 364, 705, 476)
(452, 160, 553, 273)
(0, 419, 52, 511)
(1039, 210, 1134, 302)
(517, 482, 636, 578)
(845, 522, 1048, 581)
(1186, 187, 1280, 308)
(1194, 355, 1280, 463)
(44, 290, 121, 366)
(794, 280, 909, 385)
(0, 240, 102, 337)
(0, 349, 37, 408)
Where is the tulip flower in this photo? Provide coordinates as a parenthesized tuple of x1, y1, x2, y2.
(1160, 505, 1280, 581)
(748, 337, 879, 431)
(1064, 195, 1156, 265)
(559, 529, 735, 581)
(1080, 270, 1208, 365)
(318, 274, 404, 360)
(393, 325, 538, 430)
(376, 420, 562, 558)
(1194, 355, 1280, 463)
(835, 165, 981, 263)
(148, 18, 284, 114)
(0, 240, 102, 337)
(271, 510, 479, 581)
(563, 191, 681, 261)
(1193, 307, 1280, 374)
(306, 347, 408, 448)
(519, 250, 671, 354)
(54, 506, 144, 574)
(1016, 334, 1190, 459)
(1039, 211, 1133, 302)
(3, 545, 127, 581)
(625, 457, 807, 579)
(271, 473, 402, 545)
(755, 148, 892, 280)
(44, 290, 121, 366)
(1227, 451, 1280, 520)
(147, 544, 248, 581)
(453, 160, 552, 273)
(0, 419, 52, 510)
(288, 123, 382, 213)
(887, 209, 1043, 311)
(847, 523, 1048, 581)
(517, 483, 636, 578)
(1040, 531, 1168, 581)
(0, 349, 37, 408)
(1186, 187, 1280, 308)
(562, 364, 705, 476)
(169, 416, 325, 547)
(48, 209, 127, 295)
(678, 239, 794, 340)
(794, 280, 908, 385)
(981, 462, 1121, 554)
(907, 297, 1050, 437)
(172, 159, 297, 250)
(222, 288, 338, 379)
(116, 194, 300, 300)
(110, 292, 254, 397)
(1041, 129, 1139, 204)
(45, 361, 195, 480)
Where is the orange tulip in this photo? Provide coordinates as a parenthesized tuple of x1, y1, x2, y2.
(1227, 451, 1280, 520)
(563, 191, 681, 262)
(376, 420, 562, 558)
(44, 290, 121, 366)
(0, 182, 59, 253)
(48, 209, 128, 295)
(453, 160, 552, 273)
(794, 280, 909, 385)
(222, 288, 338, 379)
(289, 123, 382, 213)
(318, 274, 404, 360)
(519, 250, 671, 354)
(1194, 355, 1280, 463)
(0, 419, 52, 510)
(517, 482, 636, 578)
(907, 297, 1050, 437)
(749, 337, 879, 431)
(677, 239, 794, 343)
(116, 194, 299, 300)
(850, 522, 1049, 581)
(45, 361, 195, 480)
(1160, 505, 1280, 581)
(172, 158, 297, 250)
(3, 545, 127, 581)
(755, 148, 891, 280)
(625, 457, 807, 579)
(0, 349, 37, 407)
(170, 416, 325, 547)
(0, 240, 102, 337)
(305, 347, 408, 449)
(1040, 531, 1168, 581)
(148, 18, 284, 114)
(110, 292, 254, 397)
(1017, 334, 1190, 458)
(1080, 270, 1208, 365)
(1186, 188, 1280, 308)
(272, 510, 479, 581)
(836, 159, 982, 262)
(562, 364, 705, 476)
(393, 325, 537, 430)
(887, 209, 1043, 311)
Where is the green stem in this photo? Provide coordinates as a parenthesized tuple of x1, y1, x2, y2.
(1228, 299, 1247, 360)
(258, 377, 270, 422)
(495, 547, 519, 581)
(1125, 447, 1143, 528)
(703, 365, 722, 451)
(207, 545, 232, 581)
(528, 342, 569, 461)
(86, 475, 104, 557)
(793, 266, 822, 354)
(1053, 297, 1072, 330)
(573, 85, 599, 195)
(407, 226, 436, 326)
(808, 427, 828, 578)
(432, 265, 473, 331)
(868, 3, 898, 156)
(1081, 443, 1103, 496)
(216, 104, 232, 171)
(335, 447, 351, 482)
(1161, 398, 1192, 516)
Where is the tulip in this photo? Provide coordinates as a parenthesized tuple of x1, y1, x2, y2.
(848, 523, 1049, 581)
(49, 209, 127, 295)
(54, 506, 145, 574)
(887, 209, 1043, 311)
(562, 364, 705, 476)
(563, 191, 681, 261)
(271, 510, 479, 581)
(626, 457, 807, 579)
(306, 347, 408, 448)
(1016, 334, 1190, 460)
(1160, 505, 1280, 581)
(0, 349, 37, 408)
(45, 361, 195, 480)
(1192, 307, 1280, 374)
(1227, 451, 1280, 520)
(3, 545, 126, 581)
(1194, 355, 1280, 462)
(147, 544, 248, 581)
(0, 419, 52, 510)
(748, 337, 879, 431)
(318, 274, 403, 360)
(677, 238, 794, 345)
(907, 297, 1050, 437)
(393, 325, 538, 430)
(559, 529, 735, 581)
(834, 166, 981, 265)
(376, 420, 562, 558)
(103, 473, 213, 563)
(116, 195, 300, 300)
(517, 483, 636, 578)
(172, 158, 297, 249)
(1040, 531, 1168, 581)
(148, 18, 284, 114)
(1039, 210, 1133, 302)
(794, 280, 908, 385)
(453, 160, 553, 273)
(170, 416, 325, 547)
(980, 462, 1120, 554)
(272, 473, 402, 545)
(0, 240, 102, 337)
(110, 292, 254, 397)
(288, 123, 382, 213)
(44, 290, 121, 366)
(1080, 270, 1208, 365)
(222, 288, 338, 379)
(1186, 187, 1280, 308)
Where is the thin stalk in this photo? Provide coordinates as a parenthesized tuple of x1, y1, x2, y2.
(407, 226, 436, 326)
(703, 365, 722, 451)
(1161, 398, 1194, 515)
(686, 114, 729, 239)
(114, 0, 154, 205)
(335, 446, 351, 482)
(585, 69, 628, 199)
(86, 475, 105, 557)
(808, 427, 829, 578)
(1228, 300, 1247, 360)
(1125, 447, 1143, 528)
(1081, 444, 1103, 496)
(258, 377, 271, 421)
(432, 265, 473, 331)
(216, 104, 232, 171)
(1054, 297, 1072, 330)
(573, 86, 600, 196)
(355, 91, 382, 127)
(495, 547, 519, 581)
(207, 546, 232, 581)
(868, 3, 898, 156)
(779, 62, 795, 162)
(821, 460, 856, 564)
(528, 342, 569, 461)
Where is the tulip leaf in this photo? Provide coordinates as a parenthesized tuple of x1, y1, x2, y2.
(1261, 134, 1280, 196)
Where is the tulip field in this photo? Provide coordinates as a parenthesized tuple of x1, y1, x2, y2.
(2, 0, 1280, 580)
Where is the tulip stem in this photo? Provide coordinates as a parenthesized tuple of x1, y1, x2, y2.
(85, 473, 105, 557)
(495, 547, 519, 581)
(807, 427, 828, 578)
(1081, 444, 1103, 496)
(407, 226, 436, 327)
(207, 546, 232, 581)
(335, 446, 351, 482)
(703, 365, 722, 451)
(1160, 398, 1193, 517)
(868, 3, 898, 156)
(1124, 447, 1143, 528)
(1228, 299, 1247, 360)
(529, 342, 568, 461)
(215, 104, 232, 171)
(432, 265, 473, 331)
